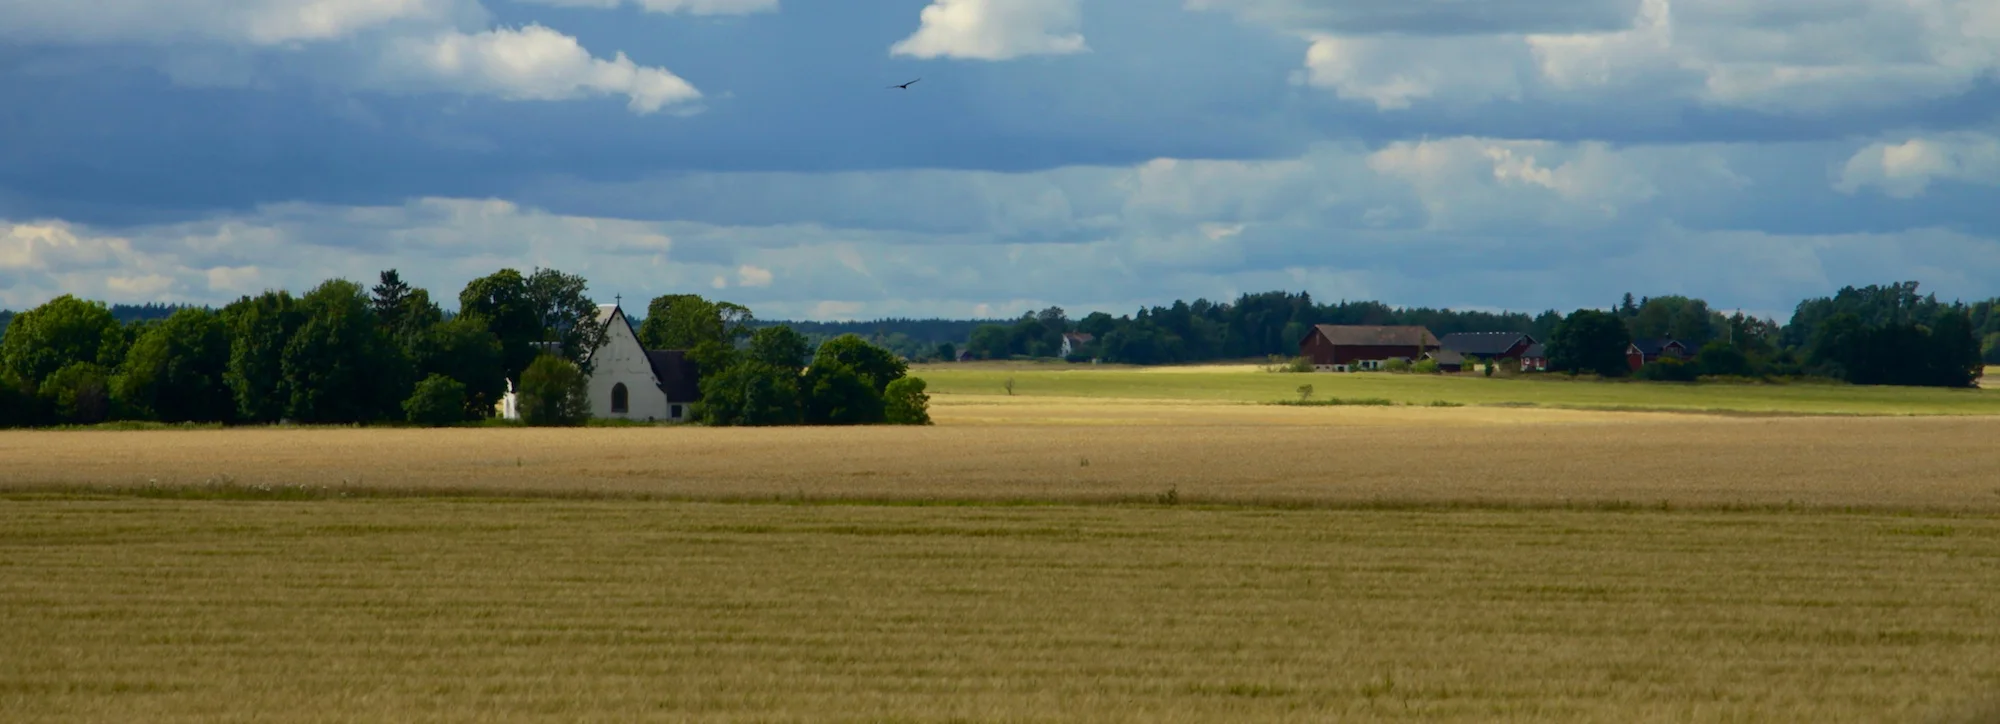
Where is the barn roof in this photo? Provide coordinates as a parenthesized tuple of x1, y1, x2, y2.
(1308, 325, 1441, 348)
(1427, 349, 1465, 365)
(1522, 343, 1547, 358)
(1631, 338, 1686, 356)
(1439, 332, 1535, 355)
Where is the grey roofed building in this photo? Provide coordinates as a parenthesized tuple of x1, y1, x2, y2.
(1438, 332, 1537, 358)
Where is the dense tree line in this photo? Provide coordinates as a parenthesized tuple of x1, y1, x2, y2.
(758, 318, 999, 361)
(0, 268, 602, 428)
(0, 276, 929, 428)
(958, 292, 1563, 364)
(1540, 284, 1985, 387)
(630, 295, 929, 426)
(942, 284, 1989, 388)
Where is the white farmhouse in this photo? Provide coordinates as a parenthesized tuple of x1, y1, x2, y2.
(497, 302, 700, 422)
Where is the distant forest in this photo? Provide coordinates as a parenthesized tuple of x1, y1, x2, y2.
(748, 318, 1006, 361)
(9, 283, 1998, 374)
(0, 303, 195, 333)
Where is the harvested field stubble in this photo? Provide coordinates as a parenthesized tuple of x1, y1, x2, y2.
(4, 408, 1999, 511)
(1, 501, 1997, 722)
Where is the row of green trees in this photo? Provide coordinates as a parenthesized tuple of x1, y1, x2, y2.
(0, 267, 602, 428)
(961, 294, 1566, 364)
(696, 325, 929, 426)
(1546, 293, 1985, 387)
(620, 293, 931, 426)
(0, 275, 932, 427)
(947, 284, 1992, 388)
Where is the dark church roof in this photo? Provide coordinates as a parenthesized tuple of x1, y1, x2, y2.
(646, 350, 701, 402)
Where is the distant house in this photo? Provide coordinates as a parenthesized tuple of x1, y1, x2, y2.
(1627, 338, 1690, 372)
(1059, 332, 1095, 358)
(1299, 325, 1441, 372)
(1424, 349, 1466, 373)
(1439, 332, 1537, 362)
(1519, 343, 1549, 372)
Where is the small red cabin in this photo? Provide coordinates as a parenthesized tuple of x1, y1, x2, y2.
(1627, 338, 1689, 371)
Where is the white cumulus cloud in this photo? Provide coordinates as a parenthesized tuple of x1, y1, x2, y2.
(382, 24, 701, 113)
(1231, 0, 2000, 113)
(0, 0, 702, 115)
(891, 0, 1088, 61)
(0, 0, 477, 45)
(1299, 33, 1525, 109)
(1836, 134, 2000, 199)
(736, 264, 774, 287)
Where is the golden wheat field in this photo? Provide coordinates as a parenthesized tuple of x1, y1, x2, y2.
(5, 389, 2000, 722)
(2, 500, 1998, 723)
(4, 397, 1999, 510)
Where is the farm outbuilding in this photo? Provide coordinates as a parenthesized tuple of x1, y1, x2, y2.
(1520, 343, 1549, 372)
(1439, 332, 1538, 362)
(1298, 325, 1442, 372)
(1425, 349, 1466, 373)
(1627, 338, 1690, 372)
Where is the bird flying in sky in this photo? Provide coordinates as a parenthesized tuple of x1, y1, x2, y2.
(889, 78, 921, 90)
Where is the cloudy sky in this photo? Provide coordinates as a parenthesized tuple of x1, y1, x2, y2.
(2, 0, 1997, 320)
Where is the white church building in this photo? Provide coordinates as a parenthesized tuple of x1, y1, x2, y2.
(499, 302, 700, 423)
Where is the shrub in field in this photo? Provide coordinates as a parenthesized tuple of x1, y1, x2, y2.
(1269, 397, 1395, 407)
(1263, 355, 1313, 373)
(884, 377, 932, 425)
(1412, 358, 1439, 374)
(404, 374, 470, 427)
(518, 354, 590, 427)
(1296, 384, 1314, 402)
(1383, 358, 1412, 373)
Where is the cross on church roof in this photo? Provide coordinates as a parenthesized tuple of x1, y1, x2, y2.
(615, 294, 622, 308)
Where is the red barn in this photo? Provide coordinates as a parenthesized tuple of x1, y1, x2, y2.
(1519, 343, 1549, 372)
(1627, 338, 1690, 371)
(1299, 325, 1441, 372)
